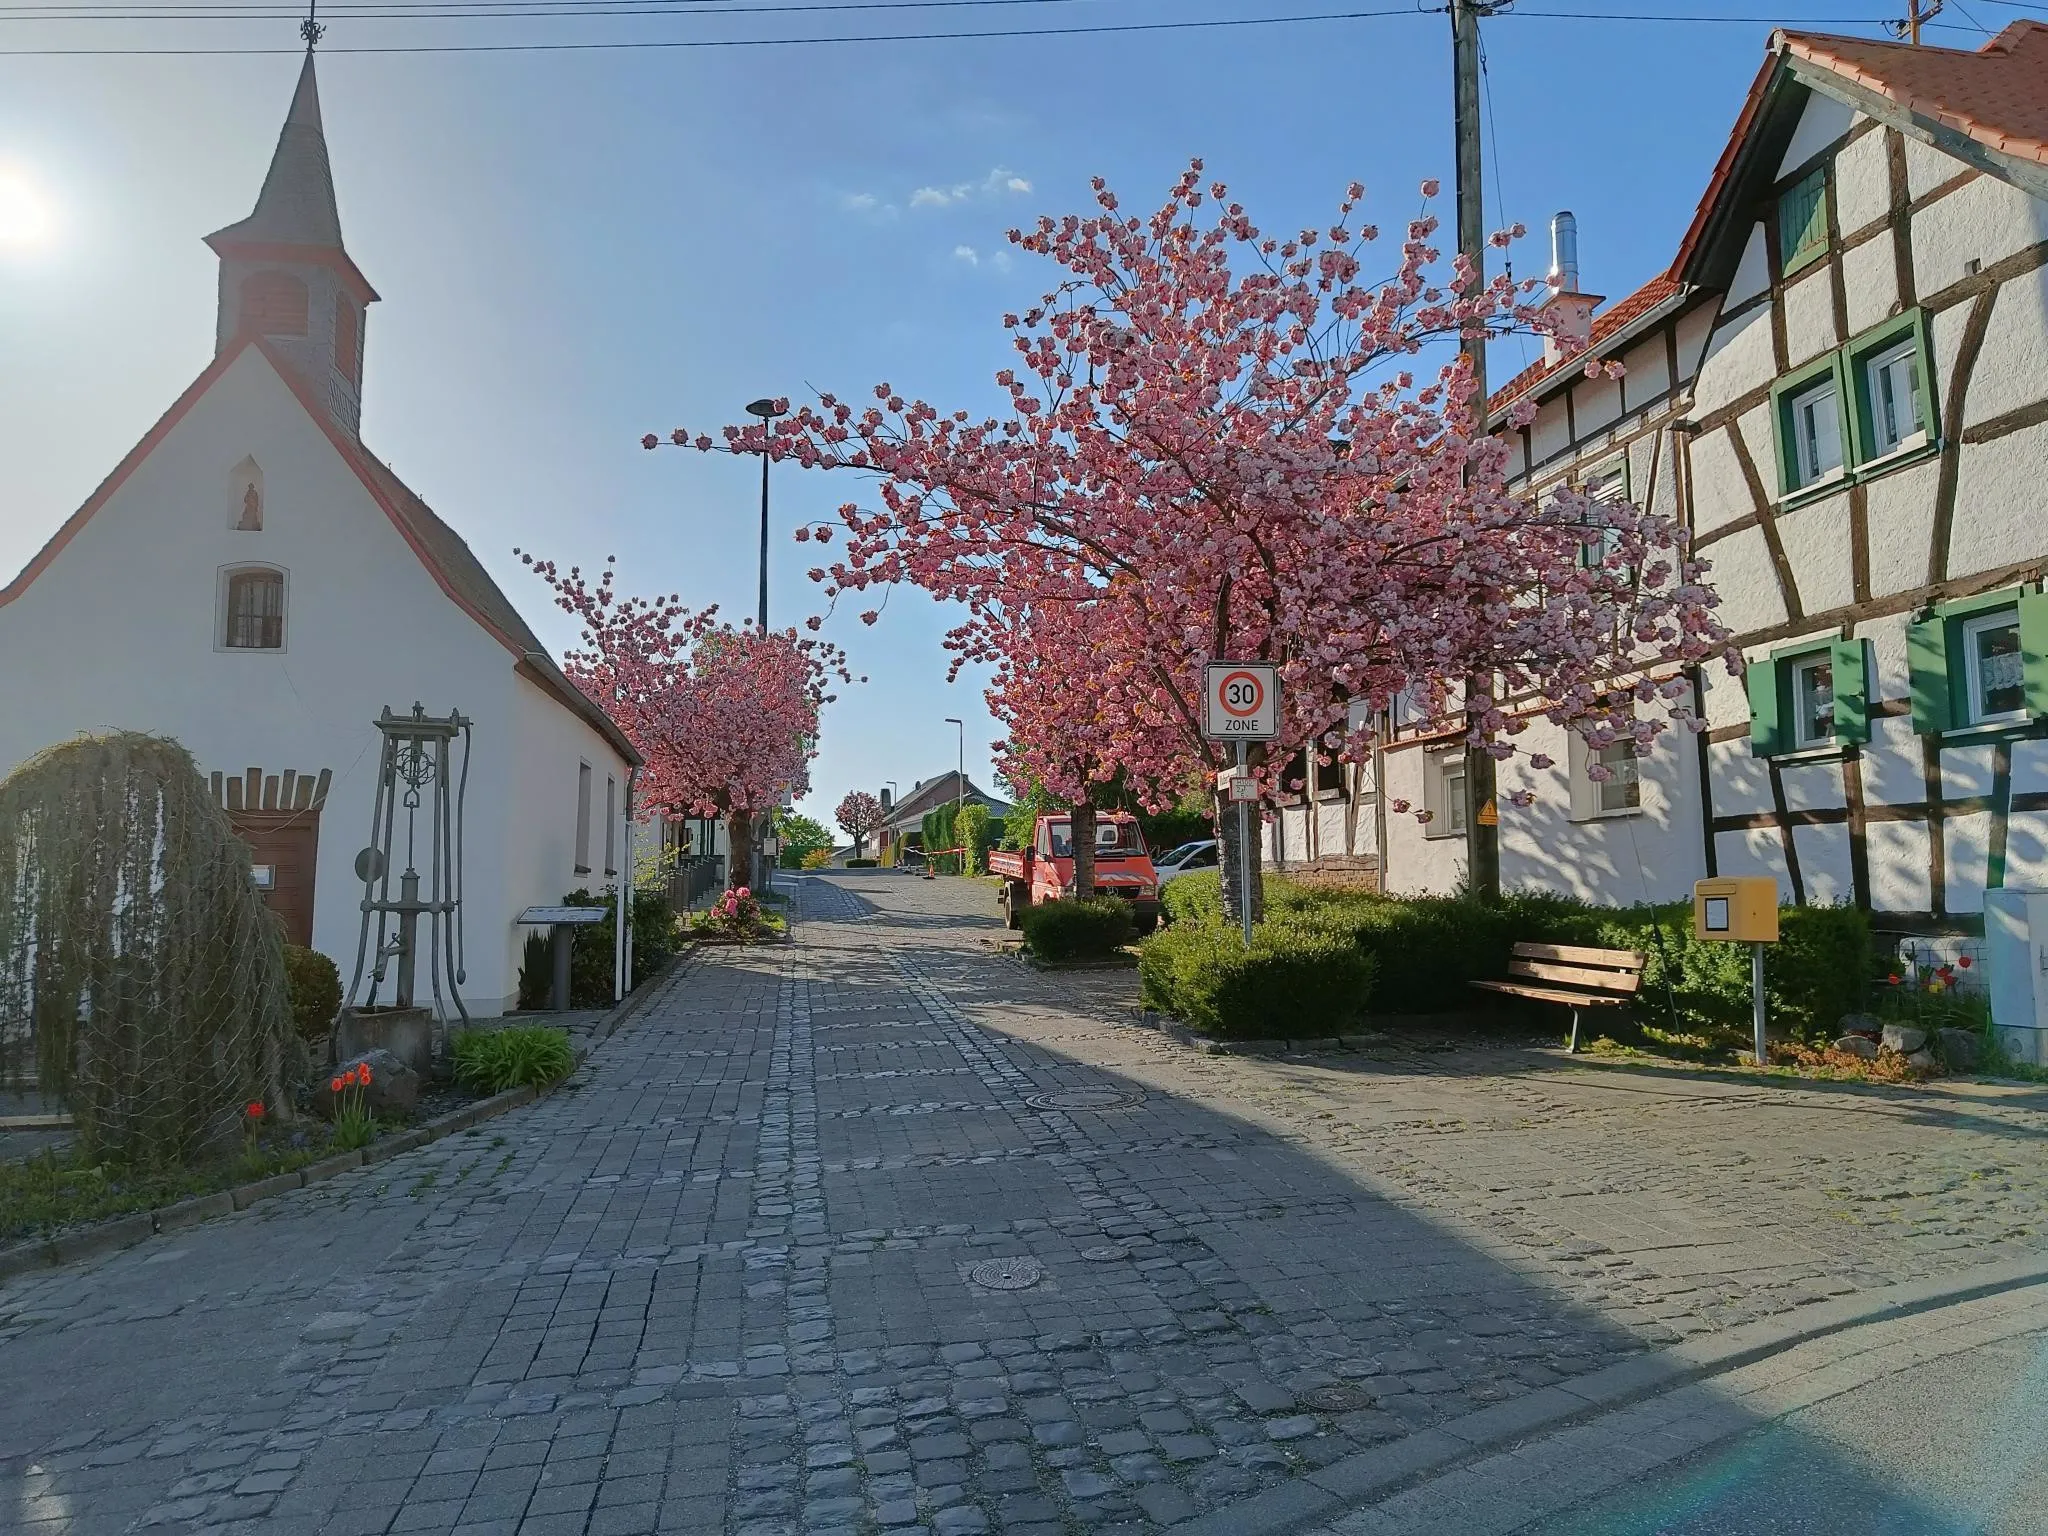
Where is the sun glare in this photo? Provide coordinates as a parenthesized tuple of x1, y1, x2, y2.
(0, 163, 56, 253)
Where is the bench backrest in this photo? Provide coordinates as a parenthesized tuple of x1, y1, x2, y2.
(1506, 941, 1646, 996)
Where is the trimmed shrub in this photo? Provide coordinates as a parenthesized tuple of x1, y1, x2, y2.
(846, 857, 879, 868)
(957, 803, 993, 875)
(283, 945, 343, 1042)
(1162, 868, 1225, 925)
(800, 847, 834, 870)
(1140, 920, 1375, 1039)
(1019, 897, 1134, 961)
(557, 887, 679, 1006)
(451, 1025, 575, 1093)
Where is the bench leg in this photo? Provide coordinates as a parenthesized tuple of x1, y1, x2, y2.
(1567, 1006, 1581, 1055)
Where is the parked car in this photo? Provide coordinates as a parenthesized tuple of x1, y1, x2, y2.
(989, 813, 1162, 933)
(1154, 839, 1219, 885)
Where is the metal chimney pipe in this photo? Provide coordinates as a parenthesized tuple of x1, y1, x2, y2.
(1548, 210, 1580, 295)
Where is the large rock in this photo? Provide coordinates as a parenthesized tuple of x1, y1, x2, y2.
(1905, 1048, 1937, 1071)
(1936, 1027, 1982, 1072)
(319, 1048, 420, 1116)
(1832, 1035, 1879, 1060)
(1881, 1023, 1928, 1055)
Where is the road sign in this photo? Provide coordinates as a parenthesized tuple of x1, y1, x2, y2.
(1203, 661, 1280, 741)
(1228, 774, 1259, 804)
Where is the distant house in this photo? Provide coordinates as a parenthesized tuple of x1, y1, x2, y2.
(876, 773, 1011, 861)
(0, 53, 639, 1013)
(1363, 22, 2048, 924)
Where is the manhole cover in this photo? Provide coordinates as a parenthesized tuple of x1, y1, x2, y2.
(1300, 1384, 1372, 1413)
(1080, 1245, 1129, 1263)
(964, 1256, 1046, 1291)
(1025, 1087, 1145, 1112)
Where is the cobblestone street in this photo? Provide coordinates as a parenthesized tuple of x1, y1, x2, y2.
(5, 870, 2047, 1535)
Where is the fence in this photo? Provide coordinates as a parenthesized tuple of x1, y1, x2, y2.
(1864, 931, 1989, 1036)
(663, 854, 724, 913)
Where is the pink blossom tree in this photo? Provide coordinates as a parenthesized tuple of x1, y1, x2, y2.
(520, 552, 853, 890)
(834, 790, 885, 861)
(651, 164, 1733, 920)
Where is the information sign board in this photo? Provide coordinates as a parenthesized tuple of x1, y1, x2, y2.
(1202, 662, 1280, 741)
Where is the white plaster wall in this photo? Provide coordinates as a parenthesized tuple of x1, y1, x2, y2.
(1707, 739, 1773, 817)
(1528, 400, 1572, 471)
(1773, 494, 1854, 615)
(1780, 92, 1854, 177)
(1833, 120, 1892, 235)
(1675, 302, 1718, 383)
(1913, 172, 2048, 299)
(1949, 427, 2048, 578)
(1702, 526, 1789, 632)
(1778, 756, 1847, 814)
(1715, 828, 1794, 900)
(1782, 269, 1838, 367)
(1867, 818, 1933, 912)
(1860, 716, 1926, 808)
(2013, 740, 2048, 798)
(1841, 235, 1899, 336)
(500, 669, 635, 1007)
(1687, 428, 1754, 536)
(1576, 375, 1622, 438)
(1379, 748, 1463, 895)
(1496, 721, 1704, 906)
(1903, 134, 1965, 202)
(2006, 813, 2048, 893)
(0, 348, 620, 1017)
(1620, 334, 1672, 408)
(1861, 459, 1939, 597)
(1966, 270, 2048, 425)
(1944, 810, 1993, 913)
(1723, 226, 1772, 312)
(1790, 822, 1856, 904)
(1942, 742, 1998, 799)
(1693, 300, 1775, 420)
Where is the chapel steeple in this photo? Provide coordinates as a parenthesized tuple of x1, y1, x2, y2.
(206, 49, 378, 436)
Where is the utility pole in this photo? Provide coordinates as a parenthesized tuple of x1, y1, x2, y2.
(1452, 0, 1501, 900)
(1890, 0, 1941, 44)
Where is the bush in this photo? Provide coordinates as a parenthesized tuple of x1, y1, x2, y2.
(801, 847, 834, 870)
(846, 857, 878, 868)
(1018, 897, 1134, 961)
(1140, 920, 1375, 1039)
(957, 803, 993, 874)
(517, 930, 552, 1010)
(283, 945, 343, 1041)
(557, 887, 679, 1007)
(451, 1025, 575, 1093)
(1162, 868, 1225, 925)
(697, 885, 767, 941)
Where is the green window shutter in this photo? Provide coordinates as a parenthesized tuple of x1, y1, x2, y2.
(1778, 167, 1829, 273)
(2020, 590, 2048, 719)
(1747, 656, 1783, 757)
(1831, 638, 1870, 744)
(1907, 614, 1951, 736)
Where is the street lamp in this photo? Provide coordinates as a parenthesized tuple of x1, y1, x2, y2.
(745, 396, 785, 631)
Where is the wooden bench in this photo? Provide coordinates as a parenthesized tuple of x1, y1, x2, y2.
(1471, 942, 1646, 1053)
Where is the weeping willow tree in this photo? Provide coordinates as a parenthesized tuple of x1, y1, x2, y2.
(0, 733, 294, 1164)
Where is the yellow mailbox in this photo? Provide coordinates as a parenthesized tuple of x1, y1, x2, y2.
(1693, 877, 1779, 943)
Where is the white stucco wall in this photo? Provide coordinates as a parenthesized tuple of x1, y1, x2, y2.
(0, 348, 631, 1016)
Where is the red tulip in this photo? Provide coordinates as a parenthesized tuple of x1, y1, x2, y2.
(245, 1101, 264, 1119)
(1958, 955, 1973, 969)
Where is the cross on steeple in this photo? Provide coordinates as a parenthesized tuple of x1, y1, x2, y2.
(300, 0, 324, 48)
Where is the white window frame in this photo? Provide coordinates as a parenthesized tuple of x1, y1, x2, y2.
(1788, 376, 1845, 490)
(574, 762, 594, 875)
(1961, 609, 2027, 726)
(1425, 752, 1467, 840)
(1569, 734, 1645, 821)
(1788, 651, 1838, 750)
(1863, 338, 1924, 459)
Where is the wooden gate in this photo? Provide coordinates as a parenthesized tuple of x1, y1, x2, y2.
(213, 766, 331, 947)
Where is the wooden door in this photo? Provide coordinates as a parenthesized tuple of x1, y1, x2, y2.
(230, 811, 321, 947)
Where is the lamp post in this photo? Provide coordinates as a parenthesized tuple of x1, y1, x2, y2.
(944, 718, 964, 873)
(744, 397, 785, 632)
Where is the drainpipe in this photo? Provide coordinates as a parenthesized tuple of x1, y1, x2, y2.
(615, 765, 636, 1004)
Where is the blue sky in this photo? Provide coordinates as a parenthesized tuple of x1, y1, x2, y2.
(0, 2, 1951, 827)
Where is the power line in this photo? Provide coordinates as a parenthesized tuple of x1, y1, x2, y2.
(0, 0, 1101, 15)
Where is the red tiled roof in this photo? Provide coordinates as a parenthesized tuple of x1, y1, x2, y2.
(1486, 274, 1683, 416)
(1783, 21, 2048, 169)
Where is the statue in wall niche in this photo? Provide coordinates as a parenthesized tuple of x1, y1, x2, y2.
(238, 481, 263, 530)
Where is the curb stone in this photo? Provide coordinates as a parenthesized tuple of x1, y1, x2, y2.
(0, 1040, 597, 1285)
(1173, 1250, 2048, 1536)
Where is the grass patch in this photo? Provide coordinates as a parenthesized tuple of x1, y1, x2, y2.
(0, 1137, 331, 1245)
(450, 1025, 577, 1094)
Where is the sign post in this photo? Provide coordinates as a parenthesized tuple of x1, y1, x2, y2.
(1203, 663, 1281, 948)
(1692, 877, 1780, 1064)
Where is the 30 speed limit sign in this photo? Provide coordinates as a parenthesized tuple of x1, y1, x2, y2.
(1203, 661, 1280, 741)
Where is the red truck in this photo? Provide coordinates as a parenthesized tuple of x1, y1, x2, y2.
(989, 813, 1162, 934)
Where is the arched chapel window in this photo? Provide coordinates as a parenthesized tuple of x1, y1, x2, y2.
(239, 270, 308, 338)
(223, 568, 285, 650)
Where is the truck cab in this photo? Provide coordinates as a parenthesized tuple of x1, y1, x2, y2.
(989, 813, 1162, 934)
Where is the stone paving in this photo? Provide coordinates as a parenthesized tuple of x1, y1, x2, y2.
(2, 870, 2046, 1535)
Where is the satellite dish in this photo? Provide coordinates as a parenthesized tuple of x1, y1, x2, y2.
(354, 847, 386, 884)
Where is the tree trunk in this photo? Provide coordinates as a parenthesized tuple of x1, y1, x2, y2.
(726, 810, 755, 892)
(1070, 802, 1097, 903)
(1214, 789, 1266, 927)
(853, 831, 865, 859)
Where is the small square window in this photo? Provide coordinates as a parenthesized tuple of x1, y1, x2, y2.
(1962, 611, 2026, 725)
(1864, 339, 1922, 458)
(1788, 377, 1843, 489)
(1789, 653, 1836, 748)
(1595, 741, 1640, 814)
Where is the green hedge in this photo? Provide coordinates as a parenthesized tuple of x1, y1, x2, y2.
(1141, 921, 1375, 1039)
(1152, 872, 1870, 1042)
(282, 945, 342, 1041)
(845, 857, 878, 868)
(559, 887, 681, 1006)
(957, 803, 993, 874)
(1018, 897, 1133, 961)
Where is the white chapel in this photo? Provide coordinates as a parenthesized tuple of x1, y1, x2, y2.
(0, 51, 640, 1016)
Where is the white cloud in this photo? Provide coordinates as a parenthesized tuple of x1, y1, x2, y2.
(909, 169, 1033, 212)
(953, 245, 979, 266)
(913, 185, 964, 208)
(838, 191, 899, 219)
(988, 169, 1031, 195)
